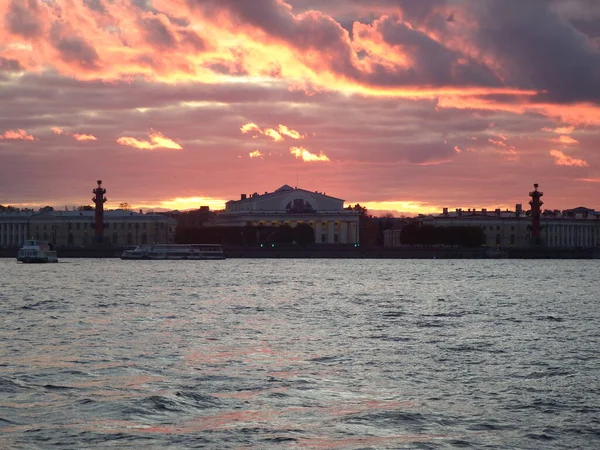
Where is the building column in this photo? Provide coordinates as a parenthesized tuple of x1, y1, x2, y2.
(328, 221, 335, 244)
(585, 226, 590, 247)
(315, 221, 322, 244)
(341, 221, 349, 244)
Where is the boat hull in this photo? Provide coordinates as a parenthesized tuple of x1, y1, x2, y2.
(17, 257, 58, 263)
(121, 255, 226, 260)
(120, 244, 226, 260)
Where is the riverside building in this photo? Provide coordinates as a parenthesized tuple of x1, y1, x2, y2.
(217, 185, 360, 244)
(0, 209, 176, 247)
(384, 205, 599, 249)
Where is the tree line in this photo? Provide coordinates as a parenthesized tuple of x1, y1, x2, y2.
(176, 223, 316, 247)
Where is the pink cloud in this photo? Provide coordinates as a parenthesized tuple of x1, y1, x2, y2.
(116, 131, 182, 150)
(290, 146, 330, 162)
(73, 133, 97, 141)
(0, 129, 35, 140)
(552, 135, 579, 145)
(52, 127, 97, 141)
(550, 149, 589, 167)
(240, 123, 305, 142)
(543, 126, 576, 134)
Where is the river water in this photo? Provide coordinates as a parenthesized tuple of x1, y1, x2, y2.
(1, 258, 599, 449)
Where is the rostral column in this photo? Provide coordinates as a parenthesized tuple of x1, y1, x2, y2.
(529, 183, 543, 246)
(92, 180, 107, 243)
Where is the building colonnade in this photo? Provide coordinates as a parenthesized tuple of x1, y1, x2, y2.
(242, 217, 359, 244)
(0, 222, 30, 246)
(544, 223, 597, 248)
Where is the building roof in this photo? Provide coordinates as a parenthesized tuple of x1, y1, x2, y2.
(226, 185, 344, 205)
(0, 209, 172, 219)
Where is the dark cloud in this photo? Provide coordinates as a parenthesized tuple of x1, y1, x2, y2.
(5, 0, 44, 38)
(139, 16, 177, 50)
(50, 24, 100, 71)
(83, 0, 105, 14)
(363, 16, 499, 87)
(0, 57, 23, 72)
(191, 0, 296, 40)
(178, 29, 208, 52)
(471, 0, 600, 104)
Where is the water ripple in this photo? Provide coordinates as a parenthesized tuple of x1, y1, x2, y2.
(1, 258, 599, 449)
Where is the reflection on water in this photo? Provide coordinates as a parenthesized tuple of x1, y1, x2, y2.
(1, 258, 599, 449)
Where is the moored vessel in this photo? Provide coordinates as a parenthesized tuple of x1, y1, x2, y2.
(17, 240, 59, 263)
(121, 244, 226, 260)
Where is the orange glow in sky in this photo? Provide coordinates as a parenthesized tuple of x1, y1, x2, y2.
(0, 0, 598, 213)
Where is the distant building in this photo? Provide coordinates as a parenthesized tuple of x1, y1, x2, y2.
(217, 185, 360, 244)
(383, 205, 599, 248)
(0, 209, 177, 247)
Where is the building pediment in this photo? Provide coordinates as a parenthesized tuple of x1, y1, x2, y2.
(226, 186, 346, 212)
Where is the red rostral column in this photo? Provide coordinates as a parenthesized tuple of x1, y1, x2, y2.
(92, 180, 107, 243)
(529, 183, 543, 245)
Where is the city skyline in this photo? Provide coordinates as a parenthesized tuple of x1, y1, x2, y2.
(1, 0, 599, 216)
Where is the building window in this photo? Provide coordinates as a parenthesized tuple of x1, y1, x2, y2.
(322, 233, 327, 243)
(497, 225, 500, 231)
(121, 223, 125, 230)
(510, 235, 515, 245)
(105, 223, 110, 229)
(127, 234, 133, 245)
(511, 226, 515, 231)
(496, 234, 501, 245)
(68, 233, 74, 245)
(128, 224, 132, 230)
(142, 223, 146, 230)
(334, 234, 339, 243)
(76, 223, 80, 230)
(112, 233, 118, 245)
(141, 233, 147, 244)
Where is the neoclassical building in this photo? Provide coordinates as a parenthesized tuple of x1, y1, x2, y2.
(0, 209, 177, 247)
(384, 206, 599, 248)
(217, 185, 360, 244)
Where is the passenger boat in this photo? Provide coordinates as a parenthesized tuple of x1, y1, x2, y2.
(120, 244, 226, 260)
(17, 240, 59, 263)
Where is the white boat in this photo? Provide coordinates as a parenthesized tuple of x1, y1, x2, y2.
(17, 240, 58, 263)
(120, 244, 226, 260)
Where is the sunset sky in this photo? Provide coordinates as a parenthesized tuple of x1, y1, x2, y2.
(1, 0, 599, 216)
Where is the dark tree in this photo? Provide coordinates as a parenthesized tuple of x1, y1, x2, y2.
(294, 223, 315, 245)
(399, 224, 485, 248)
(242, 225, 259, 246)
(271, 224, 294, 244)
